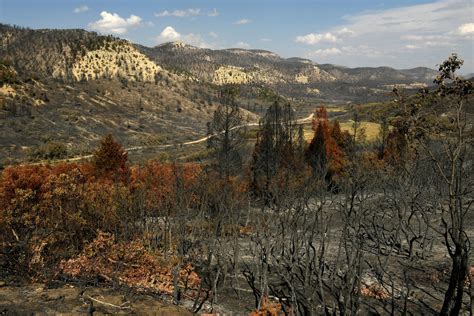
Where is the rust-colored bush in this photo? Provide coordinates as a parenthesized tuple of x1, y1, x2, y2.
(0, 161, 203, 277)
(60, 232, 201, 298)
(250, 296, 285, 316)
(92, 134, 130, 180)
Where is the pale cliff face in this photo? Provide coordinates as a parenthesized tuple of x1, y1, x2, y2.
(71, 42, 163, 82)
(212, 66, 253, 85)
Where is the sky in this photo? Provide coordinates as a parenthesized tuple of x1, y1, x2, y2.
(1, 0, 473, 72)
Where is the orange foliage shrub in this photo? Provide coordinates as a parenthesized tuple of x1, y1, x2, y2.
(0, 167, 124, 271)
(358, 284, 390, 300)
(250, 296, 285, 316)
(130, 162, 201, 214)
(0, 164, 94, 274)
(60, 232, 201, 297)
(0, 160, 204, 277)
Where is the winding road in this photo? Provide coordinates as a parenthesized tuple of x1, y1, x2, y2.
(19, 113, 315, 165)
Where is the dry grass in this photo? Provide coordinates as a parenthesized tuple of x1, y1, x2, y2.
(339, 121, 382, 142)
(303, 120, 383, 142)
(326, 106, 348, 113)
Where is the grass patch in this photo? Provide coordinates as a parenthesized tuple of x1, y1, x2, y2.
(303, 120, 385, 142)
(339, 121, 382, 142)
(326, 106, 348, 113)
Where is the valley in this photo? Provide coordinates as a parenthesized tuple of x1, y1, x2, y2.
(0, 24, 440, 166)
(0, 20, 473, 316)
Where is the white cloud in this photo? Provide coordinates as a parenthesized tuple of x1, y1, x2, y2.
(341, 0, 469, 36)
(457, 23, 474, 35)
(401, 27, 461, 50)
(260, 38, 272, 42)
(307, 47, 342, 57)
(88, 11, 142, 34)
(425, 41, 454, 48)
(208, 8, 219, 17)
(156, 26, 211, 48)
(234, 19, 251, 25)
(405, 41, 455, 50)
(297, 0, 473, 71)
(296, 32, 339, 45)
(234, 41, 250, 48)
(405, 44, 420, 50)
(341, 45, 382, 57)
(336, 27, 355, 36)
(401, 34, 425, 41)
(74, 5, 89, 14)
(158, 26, 181, 41)
(295, 28, 354, 45)
(155, 8, 201, 18)
(182, 33, 210, 48)
(209, 31, 218, 38)
(307, 46, 382, 58)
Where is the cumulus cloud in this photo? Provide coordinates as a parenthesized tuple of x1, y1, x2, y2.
(209, 31, 218, 38)
(307, 47, 342, 57)
(306, 46, 382, 58)
(158, 26, 181, 41)
(404, 41, 456, 49)
(155, 8, 201, 18)
(182, 33, 211, 48)
(156, 26, 211, 48)
(260, 38, 272, 42)
(234, 41, 250, 48)
(296, 32, 339, 45)
(341, 45, 382, 57)
(74, 5, 89, 14)
(234, 19, 251, 25)
(208, 8, 219, 17)
(405, 44, 420, 50)
(456, 23, 474, 35)
(295, 28, 354, 45)
(88, 11, 142, 34)
(337, 27, 355, 36)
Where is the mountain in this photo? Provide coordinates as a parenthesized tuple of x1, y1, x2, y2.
(137, 42, 337, 85)
(464, 73, 474, 80)
(0, 24, 440, 164)
(0, 24, 257, 165)
(318, 65, 437, 84)
(138, 41, 438, 102)
(1, 24, 165, 82)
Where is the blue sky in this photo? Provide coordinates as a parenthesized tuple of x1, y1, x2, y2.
(1, 0, 473, 72)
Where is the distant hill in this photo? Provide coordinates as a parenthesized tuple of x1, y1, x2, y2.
(318, 64, 438, 84)
(463, 73, 474, 80)
(0, 24, 166, 83)
(138, 41, 438, 102)
(0, 24, 257, 164)
(137, 42, 337, 85)
(0, 24, 441, 163)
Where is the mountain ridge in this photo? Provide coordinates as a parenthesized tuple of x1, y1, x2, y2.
(0, 24, 441, 164)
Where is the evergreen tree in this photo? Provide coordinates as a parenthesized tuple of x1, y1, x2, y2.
(307, 121, 327, 176)
(250, 101, 300, 204)
(206, 85, 243, 179)
(92, 134, 129, 179)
